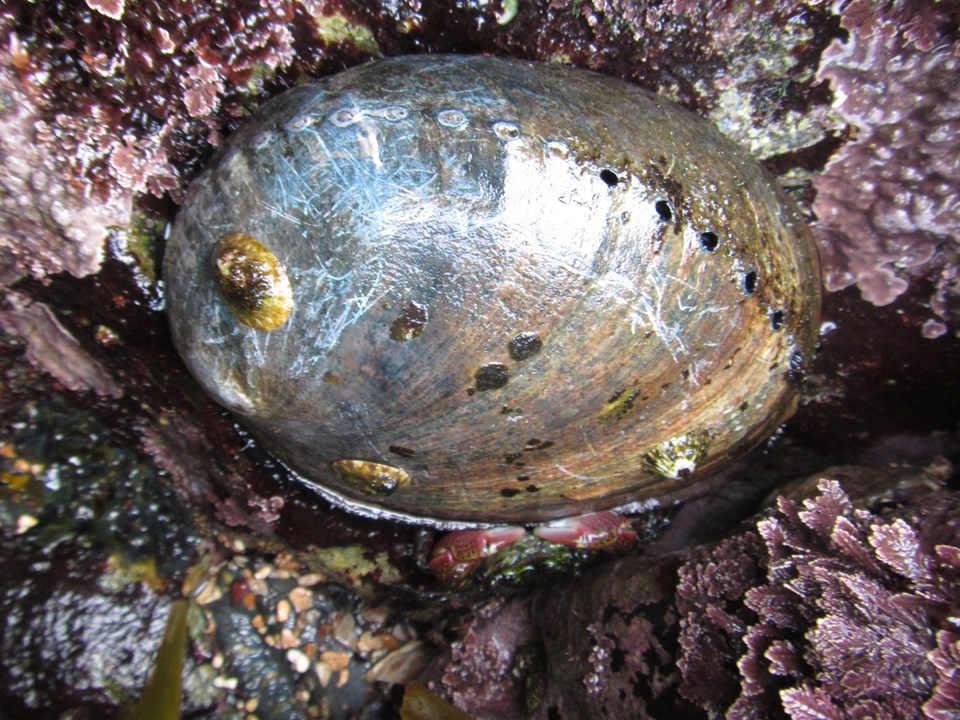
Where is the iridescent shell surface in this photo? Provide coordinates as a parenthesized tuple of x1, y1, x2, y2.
(164, 55, 821, 527)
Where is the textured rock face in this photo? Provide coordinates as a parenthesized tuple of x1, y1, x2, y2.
(0, 542, 171, 716)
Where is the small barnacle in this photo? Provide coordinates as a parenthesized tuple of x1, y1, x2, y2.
(284, 113, 314, 132)
(642, 431, 710, 480)
(378, 105, 409, 121)
(492, 121, 521, 141)
(332, 459, 411, 496)
(329, 107, 361, 127)
(546, 139, 570, 158)
(211, 233, 292, 331)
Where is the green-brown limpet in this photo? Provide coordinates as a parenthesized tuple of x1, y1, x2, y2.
(211, 232, 292, 331)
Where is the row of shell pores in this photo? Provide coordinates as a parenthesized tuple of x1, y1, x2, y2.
(165, 57, 820, 526)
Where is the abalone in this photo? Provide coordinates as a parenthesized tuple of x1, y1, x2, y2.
(164, 55, 821, 526)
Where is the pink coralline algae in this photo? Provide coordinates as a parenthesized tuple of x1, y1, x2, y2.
(677, 479, 960, 719)
(813, 3, 960, 337)
(0, 40, 127, 285)
(0, 0, 329, 285)
(0, 292, 122, 398)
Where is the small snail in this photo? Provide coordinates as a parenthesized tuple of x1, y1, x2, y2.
(165, 56, 820, 563)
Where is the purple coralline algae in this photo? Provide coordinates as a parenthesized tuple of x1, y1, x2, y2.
(0, 39, 126, 284)
(813, 1, 960, 338)
(0, 0, 341, 286)
(678, 478, 960, 719)
(435, 476, 960, 719)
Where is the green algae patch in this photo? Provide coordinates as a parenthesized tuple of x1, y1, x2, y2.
(308, 544, 402, 590)
(312, 13, 380, 55)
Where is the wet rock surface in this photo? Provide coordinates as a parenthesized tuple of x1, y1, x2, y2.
(0, 538, 171, 718)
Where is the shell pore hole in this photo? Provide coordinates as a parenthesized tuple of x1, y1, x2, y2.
(599, 169, 619, 187)
(700, 231, 719, 252)
(771, 309, 785, 330)
(654, 200, 673, 222)
(744, 270, 759, 295)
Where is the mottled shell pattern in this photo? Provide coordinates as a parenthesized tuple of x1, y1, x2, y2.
(164, 55, 821, 527)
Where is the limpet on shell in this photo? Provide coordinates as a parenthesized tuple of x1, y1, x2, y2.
(210, 232, 292, 332)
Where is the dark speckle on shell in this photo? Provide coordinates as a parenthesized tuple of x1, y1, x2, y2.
(164, 55, 821, 527)
(509, 332, 543, 361)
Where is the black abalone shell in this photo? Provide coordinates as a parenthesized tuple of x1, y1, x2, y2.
(164, 55, 821, 526)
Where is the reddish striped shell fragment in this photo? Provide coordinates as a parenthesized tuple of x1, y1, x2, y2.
(164, 55, 821, 527)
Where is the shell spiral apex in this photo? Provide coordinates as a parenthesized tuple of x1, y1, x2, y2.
(164, 55, 821, 527)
